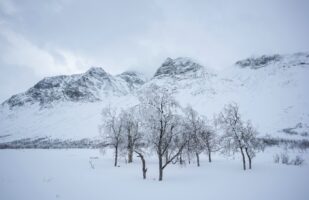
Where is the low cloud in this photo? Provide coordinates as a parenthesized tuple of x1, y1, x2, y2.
(0, 0, 309, 101)
(0, 26, 90, 77)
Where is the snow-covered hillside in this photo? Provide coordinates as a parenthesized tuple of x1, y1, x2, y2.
(224, 53, 309, 138)
(0, 53, 308, 143)
(143, 53, 309, 138)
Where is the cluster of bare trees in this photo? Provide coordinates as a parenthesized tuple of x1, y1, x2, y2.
(100, 106, 142, 167)
(218, 103, 262, 170)
(182, 106, 219, 166)
(100, 85, 261, 181)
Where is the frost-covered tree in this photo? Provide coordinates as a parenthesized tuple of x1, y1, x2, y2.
(139, 85, 187, 181)
(129, 105, 148, 179)
(199, 122, 219, 163)
(218, 103, 260, 170)
(218, 103, 247, 170)
(173, 123, 189, 165)
(183, 106, 205, 167)
(120, 107, 141, 163)
(241, 120, 260, 169)
(183, 106, 219, 165)
(100, 106, 125, 167)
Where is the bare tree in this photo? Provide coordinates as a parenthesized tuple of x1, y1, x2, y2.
(218, 103, 247, 170)
(183, 105, 205, 167)
(199, 122, 219, 163)
(134, 149, 147, 179)
(139, 85, 187, 181)
(100, 106, 125, 167)
(120, 107, 141, 163)
(173, 125, 189, 165)
(241, 120, 260, 169)
(131, 105, 148, 179)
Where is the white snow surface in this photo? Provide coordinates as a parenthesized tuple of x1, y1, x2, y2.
(0, 148, 308, 200)
(0, 53, 309, 141)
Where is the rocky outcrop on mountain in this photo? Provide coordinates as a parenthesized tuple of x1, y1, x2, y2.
(235, 52, 309, 69)
(153, 57, 205, 78)
(117, 71, 147, 91)
(236, 54, 282, 69)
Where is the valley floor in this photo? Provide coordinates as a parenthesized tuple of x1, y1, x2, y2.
(0, 148, 309, 200)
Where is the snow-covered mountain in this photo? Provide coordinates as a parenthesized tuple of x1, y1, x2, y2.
(2, 67, 146, 109)
(0, 52, 308, 144)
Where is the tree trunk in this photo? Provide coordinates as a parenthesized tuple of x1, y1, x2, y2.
(179, 151, 184, 165)
(187, 141, 191, 164)
(208, 151, 212, 163)
(142, 158, 147, 179)
(127, 134, 133, 163)
(196, 152, 200, 167)
(240, 147, 246, 170)
(114, 145, 118, 167)
(158, 153, 163, 181)
(245, 147, 252, 169)
(135, 151, 147, 179)
(128, 148, 133, 163)
(165, 149, 169, 165)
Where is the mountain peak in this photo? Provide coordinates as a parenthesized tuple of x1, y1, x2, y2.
(85, 67, 108, 78)
(154, 57, 204, 77)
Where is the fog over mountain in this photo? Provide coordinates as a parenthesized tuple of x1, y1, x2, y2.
(1, 0, 309, 103)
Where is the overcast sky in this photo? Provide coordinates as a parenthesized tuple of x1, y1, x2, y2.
(0, 0, 308, 102)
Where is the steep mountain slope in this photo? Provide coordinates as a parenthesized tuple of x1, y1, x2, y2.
(0, 53, 308, 144)
(225, 52, 309, 137)
(141, 53, 309, 138)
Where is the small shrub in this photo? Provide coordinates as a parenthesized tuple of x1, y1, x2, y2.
(273, 154, 280, 163)
(274, 153, 305, 166)
(280, 153, 290, 164)
(291, 156, 304, 166)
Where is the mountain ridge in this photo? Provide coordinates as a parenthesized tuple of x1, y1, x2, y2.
(3, 52, 309, 109)
(0, 52, 308, 143)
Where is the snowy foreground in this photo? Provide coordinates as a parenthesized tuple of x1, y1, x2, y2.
(1, 148, 309, 200)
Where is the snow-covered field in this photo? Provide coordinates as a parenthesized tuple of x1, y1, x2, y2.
(1, 148, 308, 200)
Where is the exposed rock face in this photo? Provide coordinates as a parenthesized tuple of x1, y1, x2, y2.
(235, 54, 282, 69)
(154, 57, 204, 78)
(235, 52, 309, 69)
(117, 71, 147, 91)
